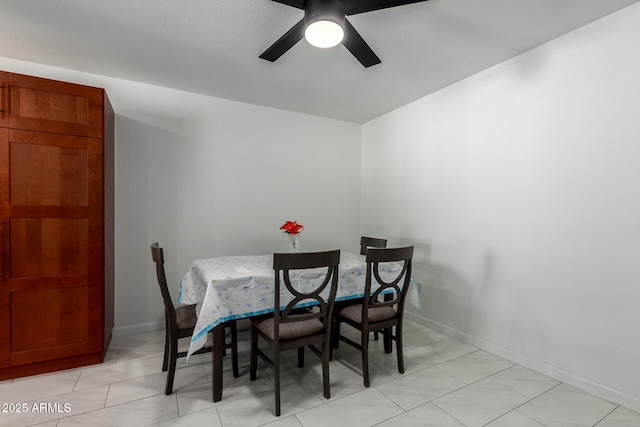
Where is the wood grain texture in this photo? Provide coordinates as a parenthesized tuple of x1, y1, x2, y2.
(9, 132, 89, 206)
(11, 287, 90, 354)
(10, 218, 89, 278)
(0, 71, 112, 373)
(0, 352, 101, 380)
(7, 72, 103, 137)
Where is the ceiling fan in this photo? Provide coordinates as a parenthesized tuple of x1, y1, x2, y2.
(260, 0, 430, 68)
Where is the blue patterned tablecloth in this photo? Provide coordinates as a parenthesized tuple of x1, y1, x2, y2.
(179, 251, 404, 358)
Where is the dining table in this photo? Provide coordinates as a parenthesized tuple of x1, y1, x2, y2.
(179, 250, 412, 402)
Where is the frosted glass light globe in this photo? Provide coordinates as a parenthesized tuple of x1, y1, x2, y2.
(305, 20, 344, 48)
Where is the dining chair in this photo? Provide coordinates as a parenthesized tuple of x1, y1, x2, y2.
(332, 246, 414, 387)
(249, 250, 340, 416)
(150, 242, 239, 395)
(358, 236, 388, 341)
(360, 236, 387, 255)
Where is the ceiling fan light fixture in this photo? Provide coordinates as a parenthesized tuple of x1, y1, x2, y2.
(303, 0, 346, 48)
(305, 20, 344, 48)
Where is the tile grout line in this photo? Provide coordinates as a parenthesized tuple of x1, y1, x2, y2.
(370, 360, 528, 426)
(592, 404, 620, 427)
(480, 382, 566, 427)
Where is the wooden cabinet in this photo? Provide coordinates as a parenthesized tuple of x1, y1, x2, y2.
(0, 72, 114, 379)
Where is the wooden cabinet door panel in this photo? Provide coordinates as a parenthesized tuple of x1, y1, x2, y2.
(11, 287, 90, 354)
(10, 134, 89, 206)
(10, 218, 89, 278)
(7, 73, 103, 138)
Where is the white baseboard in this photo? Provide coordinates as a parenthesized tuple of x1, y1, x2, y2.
(112, 321, 164, 336)
(406, 311, 640, 414)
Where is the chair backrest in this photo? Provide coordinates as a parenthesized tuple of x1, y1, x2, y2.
(273, 250, 341, 339)
(363, 246, 414, 322)
(360, 236, 387, 255)
(150, 242, 177, 325)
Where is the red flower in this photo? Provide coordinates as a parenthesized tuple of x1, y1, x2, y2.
(280, 220, 304, 234)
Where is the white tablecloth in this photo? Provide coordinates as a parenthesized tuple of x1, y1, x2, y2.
(179, 251, 407, 358)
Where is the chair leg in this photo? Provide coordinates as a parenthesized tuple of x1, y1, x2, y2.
(249, 327, 258, 381)
(396, 324, 405, 374)
(333, 318, 341, 349)
(274, 348, 281, 416)
(298, 347, 305, 368)
(322, 341, 331, 399)
(329, 318, 335, 361)
(230, 321, 239, 378)
(162, 317, 169, 372)
(384, 326, 393, 353)
(165, 333, 177, 395)
(362, 329, 371, 388)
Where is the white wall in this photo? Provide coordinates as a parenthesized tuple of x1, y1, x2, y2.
(362, 3, 640, 411)
(0, 57, 363, 333)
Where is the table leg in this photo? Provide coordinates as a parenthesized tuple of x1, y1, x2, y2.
(212, 323, 224, 402)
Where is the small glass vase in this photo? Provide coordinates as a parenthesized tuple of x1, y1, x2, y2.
(288, 233, 300, 253)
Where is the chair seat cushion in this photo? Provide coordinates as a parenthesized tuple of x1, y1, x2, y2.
(252, 315, 324, 340)
(176, 304, 198, 329)
(336, 303, 396, 324)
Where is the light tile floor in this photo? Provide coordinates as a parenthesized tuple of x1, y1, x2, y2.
(1, 320, 639, 427)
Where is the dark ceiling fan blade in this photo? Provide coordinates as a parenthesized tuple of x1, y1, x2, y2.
(346, 0, 429, 16)
(269, 0, 305, 9)
(342, 19, 381, 68)
(259, 19, 306, 62)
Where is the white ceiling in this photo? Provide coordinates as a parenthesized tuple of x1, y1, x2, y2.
(0, 0, 638, 123)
